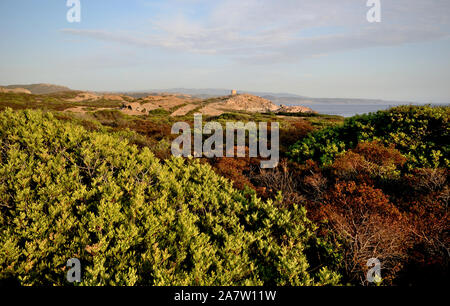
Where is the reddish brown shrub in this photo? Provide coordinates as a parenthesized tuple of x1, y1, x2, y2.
(410, 168, 448, 193)
(353, 141, 406, 167)
(302, 171, 328, 201)
(128, 120, 172, 141)
(396, 189, 449, 284)
(323, 181, 410, 285)
(330, 141, 406, 181)
(208, 147, 261, 191)
(251, 159, 305, 206)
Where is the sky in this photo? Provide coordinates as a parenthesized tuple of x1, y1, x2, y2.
(0, 0, 449, 103)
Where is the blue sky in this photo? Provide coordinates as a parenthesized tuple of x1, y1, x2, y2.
(1, 0, 449, 102)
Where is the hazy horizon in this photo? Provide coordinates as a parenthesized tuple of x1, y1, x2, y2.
(1, 0, 449, 103)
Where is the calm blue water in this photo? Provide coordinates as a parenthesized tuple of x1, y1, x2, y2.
(301, 103, 448, 118)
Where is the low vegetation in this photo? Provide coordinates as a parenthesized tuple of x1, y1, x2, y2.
(0, 109, 340, 286)
(289, 105, 449, 169)
(0, 91, 448, 286)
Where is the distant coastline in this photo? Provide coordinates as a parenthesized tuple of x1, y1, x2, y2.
(302, 103, 450, 117)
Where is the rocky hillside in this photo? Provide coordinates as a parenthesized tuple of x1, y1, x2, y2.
(196, 94, 315, 116)
(118, 93, 315, 117)
(216, 94, 279, 112)
(119, 93, 314, 116)
(0, 84, 316, 117)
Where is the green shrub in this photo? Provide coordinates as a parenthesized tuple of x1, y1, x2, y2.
(288, 105, 449, 169)
(147, 108, 171, 116)
(0, 108, 340, 286)
(211, 113, 251, 122)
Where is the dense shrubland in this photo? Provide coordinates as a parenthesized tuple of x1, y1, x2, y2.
(289, 105, 449, 169)
(0, 109, 340, 286)
(0, 103, 448, 286)
(210, 106, 449, 285)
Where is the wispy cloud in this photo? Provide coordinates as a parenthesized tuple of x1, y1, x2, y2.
(62, 0, 450, 63)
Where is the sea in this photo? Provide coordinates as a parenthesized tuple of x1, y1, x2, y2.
(301, 103, 449, 118)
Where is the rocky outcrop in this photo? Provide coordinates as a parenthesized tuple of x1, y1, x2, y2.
(221, 94, 280, 112)
(197, 94, 280, 115)
(276, 105, 316, 114)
